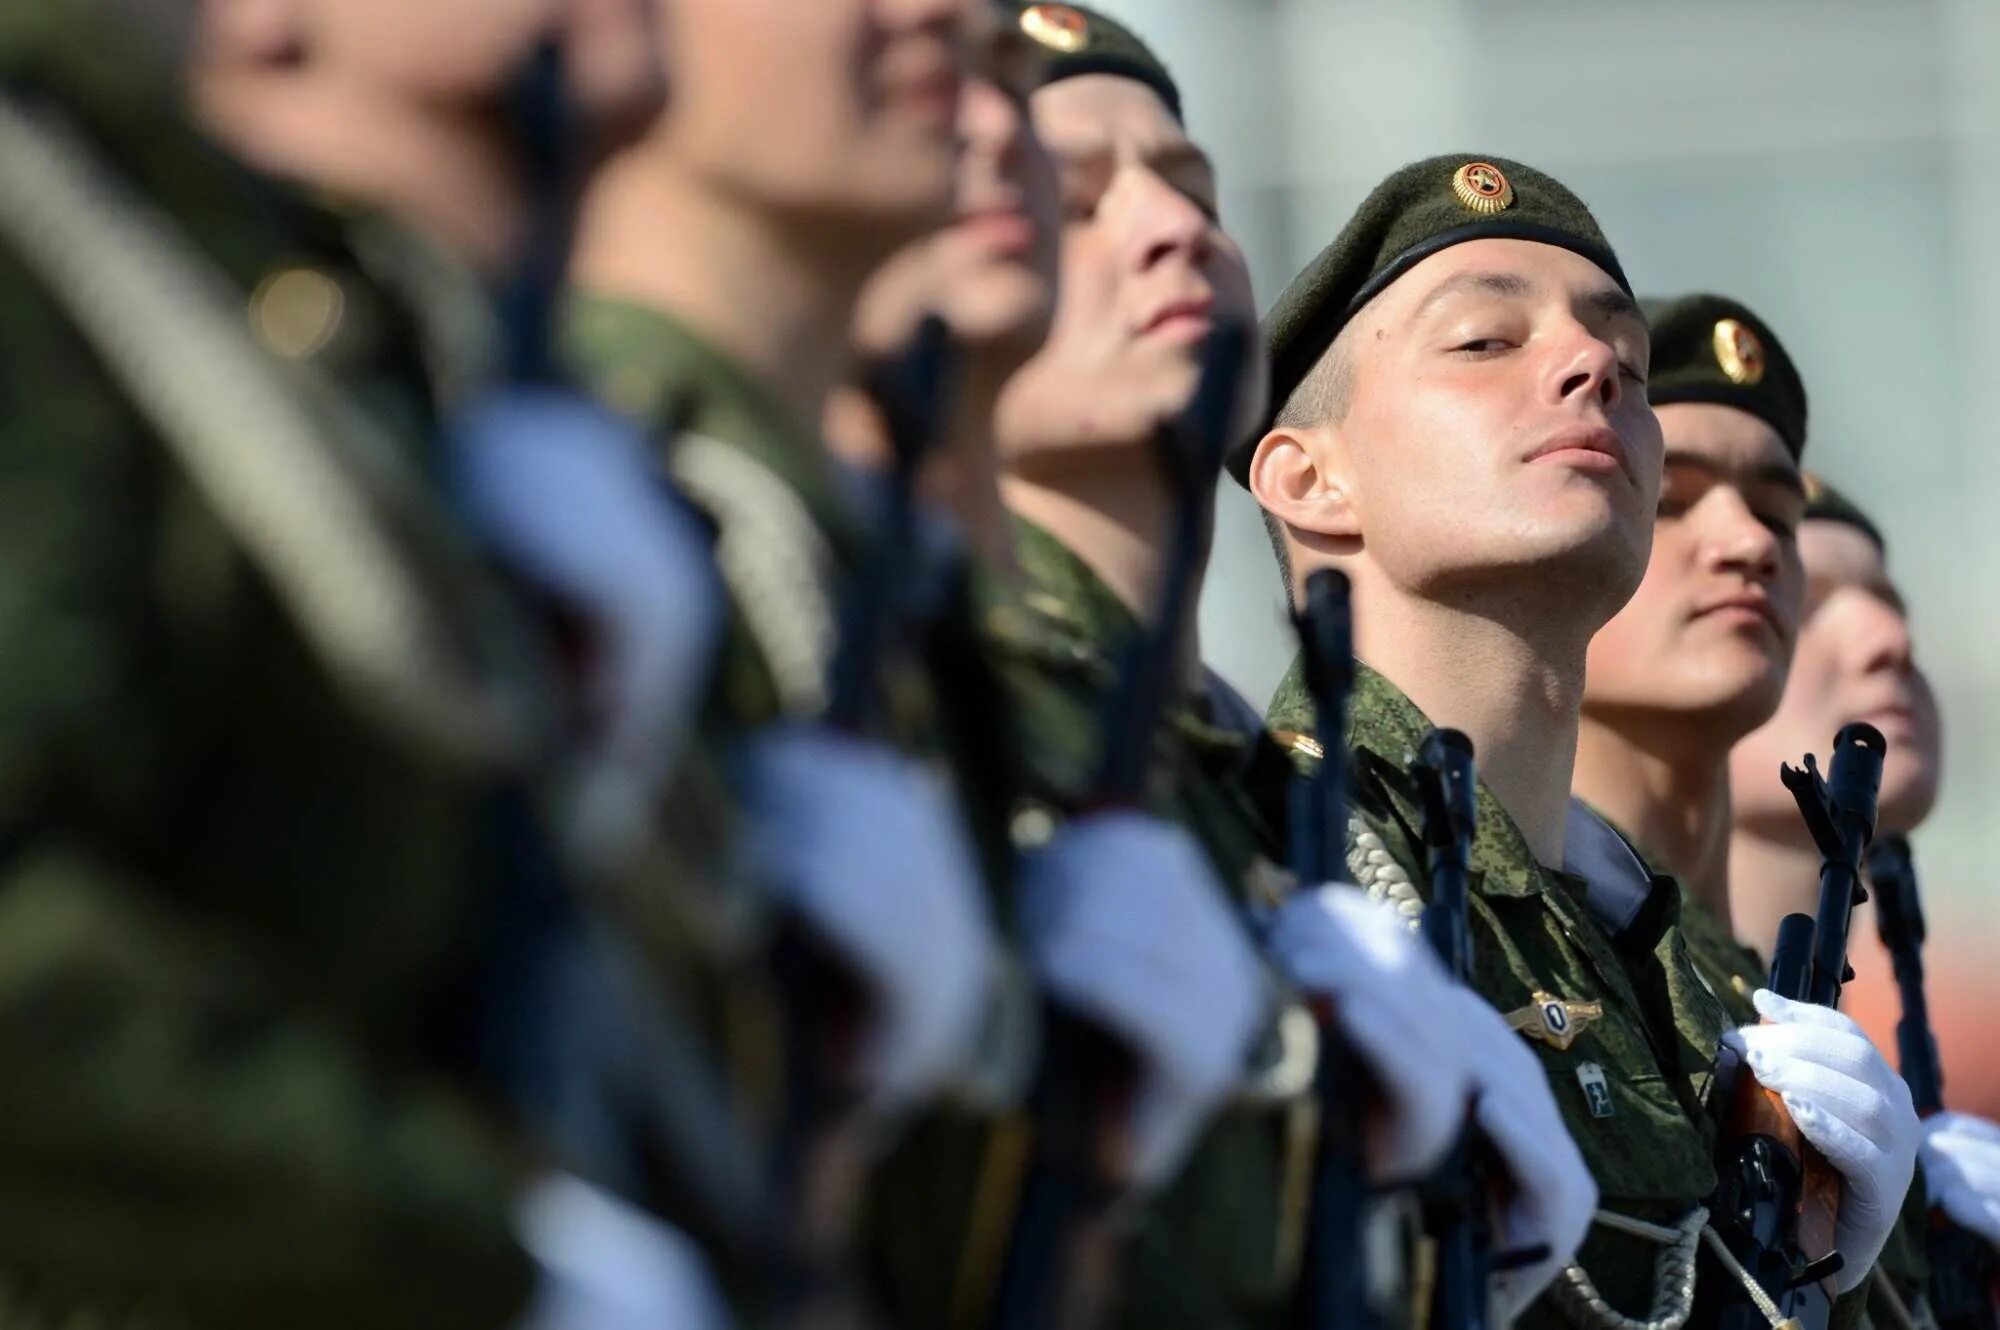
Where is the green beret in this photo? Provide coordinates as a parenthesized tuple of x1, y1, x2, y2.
(1802, 472, 1885, 555)
(1235, 153, 1627, 484)
(1013, 3, 1182, 121)
(1641, 294, 1808, 459)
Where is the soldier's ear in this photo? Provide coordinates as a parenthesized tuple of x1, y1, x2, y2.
(200, 0, 305, 69)
(1247, 422, 1361, 544)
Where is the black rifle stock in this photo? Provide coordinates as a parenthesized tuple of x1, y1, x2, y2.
(1285, 568, 1380, 1330)
(1411, 729, 1508, 1330)
(1707, 721, 1887, 1330)
(467, 39, 784, 1266)
(1867, 834, 2000, 1330)
(992, 321, 1250, 1330)
(767, 314, 960, 1284)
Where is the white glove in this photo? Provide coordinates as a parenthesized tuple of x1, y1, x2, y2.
(1920, 1112, 2000, 1247)
(1723, 989, 1922, 1291)
(1446, 986, 1599, 1321)
(1017, 810, 1268, 1187)
(741, 725, 996, 1110)
(1266, 884, 1472, 1180)
(450, 390, 724, 863)
(513, 1173, 733, 1330)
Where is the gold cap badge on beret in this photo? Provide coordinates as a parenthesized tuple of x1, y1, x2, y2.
(1504, 991, 1603, 1051)
(1712, 317, 1766, 386)
(1020, 3, 1090, 53)
(1451, 161, 1515, 215)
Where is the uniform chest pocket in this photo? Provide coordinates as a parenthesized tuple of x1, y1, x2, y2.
(1527, 1028, 1719, 1206)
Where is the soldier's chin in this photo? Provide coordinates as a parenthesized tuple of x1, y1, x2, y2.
(942, 272, 1054, 362)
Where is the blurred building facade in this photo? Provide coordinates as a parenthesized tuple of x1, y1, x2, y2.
(1095, 0, 2000, 1110)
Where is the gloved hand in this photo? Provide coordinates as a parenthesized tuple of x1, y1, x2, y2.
(1017, 810, 1268, 1187)
(1266, 883, 1473, 1180)
(514, 1173, 733, 1330)
(449, 390, 725, 862)
(1724, 989, 1922, 1291)
(1446, 986, 1599, 1321)
(1919, 1111, 2000, 1247)
(741, 725, 996, 1111)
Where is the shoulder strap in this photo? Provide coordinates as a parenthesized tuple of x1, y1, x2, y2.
(669, 431, 839, 719)
(0, 93, 532, 770)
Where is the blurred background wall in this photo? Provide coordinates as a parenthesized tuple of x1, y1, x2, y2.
(1091, 0, 2000, 1109)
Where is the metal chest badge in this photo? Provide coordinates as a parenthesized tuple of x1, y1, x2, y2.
(1576, 1062, 1614, 1119)
(1504, 991, 1604, 1051)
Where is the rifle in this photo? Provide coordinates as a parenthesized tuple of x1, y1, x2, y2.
(1867, 834, 2000, 1330)
(826, 314, 956, 732)
(452, 36, 786, 1277)
(1284, 567, 1382, 1330)
(1707, 721, 1887, 1330)
(992, 320, 1250, 1330)
(1410, 729, 1516, 1330)
(767, 314, 960, 1276)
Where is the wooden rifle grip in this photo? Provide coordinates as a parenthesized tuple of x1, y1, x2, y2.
(1726, 1037, 1845, 1298)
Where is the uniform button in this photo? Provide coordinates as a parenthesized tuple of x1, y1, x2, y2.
(249, 267, 346, 360)
(1010, 804, 1058, 849)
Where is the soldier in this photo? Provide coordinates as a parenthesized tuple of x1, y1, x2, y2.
(825, 0, 1057, 577)
(564, 6, 1270, 1328)
(1729, 479, 2000, 1301)
(1570, 298, 1941, 1329)
(816, 10, 1289, 1325)
(0, 1, 726, 1327)
(1728, 480, 1938, 952)
(1244, 159, 1918, 1327)
(1572, 294, 1813, 1026)
(988, 11, 1595, 1327)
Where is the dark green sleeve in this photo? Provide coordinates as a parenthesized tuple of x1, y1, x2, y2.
(0, 845, 534, 1330)
(0, 262, 533, 1330)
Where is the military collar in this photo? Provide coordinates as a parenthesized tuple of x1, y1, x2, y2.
(1010, 517, 1265, 764)
(560, 293, 862, 554)
(1563, 798, 1683, 940)
(1273, 653, 1566, 901)
(1011, 517, 1144, 655)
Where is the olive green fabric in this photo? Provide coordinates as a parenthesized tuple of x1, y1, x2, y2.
(1642, 293, 1809, 459)
(974, 520, 1309, 1330)
(1802, 472, 1886, 555)
(1270, 658, 1735, 1327)
(1236, 153, 1628, 483)
(0, 8, 537, 1326)
(563, 294, 1037, 1326)
(1014, 1, 1183, 120)
(564, 293, 865, 733)
(1674, 883, 1765, 1030)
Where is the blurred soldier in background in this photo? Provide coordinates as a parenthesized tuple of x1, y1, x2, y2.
(1727, 480, 2000, 1312)
(1572, 297, 1940, 1329)
(1573, 293, 1812, 1025)
(563, 0, 1025, 1323)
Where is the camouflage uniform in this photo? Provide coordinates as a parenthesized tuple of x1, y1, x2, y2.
(1270, 661, 1911, 1330)
(978, 521, 1313, 1330)
(0, 6, 545, 1326)
(1273, 660, 1741, 1330)
(562, 293, 1036, 1326)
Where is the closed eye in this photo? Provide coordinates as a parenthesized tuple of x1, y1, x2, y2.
(1453, 338, 1513, 355)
